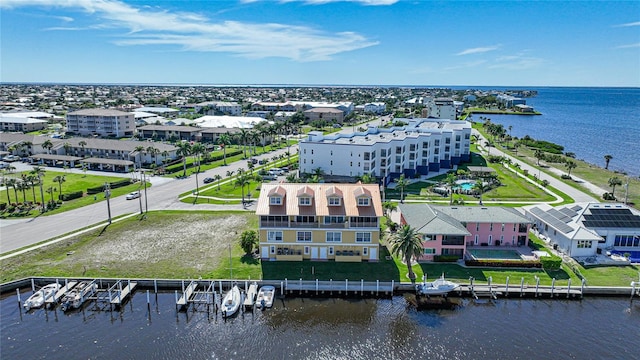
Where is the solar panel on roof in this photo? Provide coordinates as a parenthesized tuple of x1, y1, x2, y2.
(582, 209, 640, 228)
(530, 207, 574, 233)
(559, 207, 578, 218)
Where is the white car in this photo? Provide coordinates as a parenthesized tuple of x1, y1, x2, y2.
(126, 191, 140, 200)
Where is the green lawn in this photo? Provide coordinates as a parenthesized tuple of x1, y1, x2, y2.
(1, 170, 147, 217)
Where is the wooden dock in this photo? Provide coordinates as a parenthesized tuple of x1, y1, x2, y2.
(244, 282, 258, 308)
(176, 281, 198, 307)
(284, 279, 394, 296)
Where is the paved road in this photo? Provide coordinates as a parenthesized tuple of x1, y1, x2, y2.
(0, 145, 295, 253)
(473, 129, 599, 203)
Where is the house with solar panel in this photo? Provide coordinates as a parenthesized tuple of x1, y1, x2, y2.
(523, 203, 640, 261)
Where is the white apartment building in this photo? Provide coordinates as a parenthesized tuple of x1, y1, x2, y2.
(363, 102, 387, 114)
(299, 118, 471, 184)
(424, 98, 457, 120)
(66, 109, 135, 137)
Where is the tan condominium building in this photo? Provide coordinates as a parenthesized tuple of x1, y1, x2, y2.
(66, 108, 135, 137)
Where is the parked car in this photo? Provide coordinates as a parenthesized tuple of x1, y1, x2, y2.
(262, 175, 277, 181)
(126, 191, 140, 200)
(2, 155, 19, 162)
(203, 177, 214, 184)
(258, 160, 266, 165)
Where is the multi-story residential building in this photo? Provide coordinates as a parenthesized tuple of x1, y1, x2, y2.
(137, 125, 201, 141)
(298, 118, 471, 183)
(66, 109, 135, 137)
(424, 98, 457, 120)
(362, 102, 387, 114)
(0, 116, 48, 132)
(395, 204, 532, 261)
(256, 183, 383, 262)
(523, 202, 640, 259)
(496, 94, 526, 108)
(303, 107, 344, 123)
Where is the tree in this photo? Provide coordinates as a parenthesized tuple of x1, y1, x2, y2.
(534, 149, 545, 166)
(45, 186, 57, 204)
(63, 142, 72, 156)
(42, 139, 53, 154)
(239, 230, 259, 255)
(146, 146, 159, 167)
(382, 201, 397, 218)
(604, 154, 613, 170)
(608, 177, 623, 198)
(52, 175, 65, 199)
(390, 225, 423, 281)
(214, 174, 222, 190)
(445, 173, 457, 205)
(191, 143, 206, 173)
(20, 141, 33, 157)
(31, 166, 46, 211)
(134, 145, 145, 169)
(3, 178, 14, 204)
(218, 133, 232, 166)
(235, 173, 250, 206)
(357, 172, 376, 184)
(473, 179, 488, 206)
(396, 174, 409, 203)
(226, 170, 235, 178)
(78, 140, 87, 156)
(565, 160, 577, 177)
(175, 142, 191, 177)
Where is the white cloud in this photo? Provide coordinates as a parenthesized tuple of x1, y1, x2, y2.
(488, 52, 544, 70)
(615, 43, 640, 49)
(443, 60, 487, 71)
(1, 0, 378, 61)
(456, 45, 501, 56)
(613, 21, 640, 27)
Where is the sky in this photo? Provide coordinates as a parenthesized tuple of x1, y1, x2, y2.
(1, 0, 639, 87)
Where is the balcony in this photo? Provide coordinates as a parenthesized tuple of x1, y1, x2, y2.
(290, 222, 318, 228)
(349, 222, 378, 229)
(260, 221, 289, 228)
(335, 250, 361, 262)
(276, 247, 303, 261)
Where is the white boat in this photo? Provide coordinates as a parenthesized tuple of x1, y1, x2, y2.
(60, 281, 98, 312)
(221, 285, 241, 317)
(23, 283, 61, 310)
(256, 285, 275, 310)
(416, 275, 460, 296)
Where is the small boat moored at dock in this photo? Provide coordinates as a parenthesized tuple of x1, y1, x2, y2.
(23, 283, 61, 310)
(256, 285, 275, 310)
(221, 285, 241, 317)
(60, 280, 98, 312)
(416, 275, 460, 296)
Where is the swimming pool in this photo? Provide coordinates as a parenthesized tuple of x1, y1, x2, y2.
(455, 180, 475, 191)
(610, 250, 640, 263)
(468, 249, 523, 260)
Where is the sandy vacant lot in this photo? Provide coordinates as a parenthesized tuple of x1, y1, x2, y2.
(2, 211, 257, 281)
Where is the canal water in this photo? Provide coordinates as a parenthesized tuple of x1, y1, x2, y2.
(1, 291, 638, 359)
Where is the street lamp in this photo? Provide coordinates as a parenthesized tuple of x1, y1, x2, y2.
(141, 170, 148, 213)
(104, 182, 112, 224)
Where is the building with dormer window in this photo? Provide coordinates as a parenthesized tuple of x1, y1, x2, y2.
(256, 183, 383, 262)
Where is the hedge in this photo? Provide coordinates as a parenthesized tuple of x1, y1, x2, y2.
(434, 255, 461, 262)
(87, 179, 132, 194)
(464, 259, 542, 268)
(164, 150, 243, 174)
(59, 191, 83, 201)
(540, 257, 562, 270)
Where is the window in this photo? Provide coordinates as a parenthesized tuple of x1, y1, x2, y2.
(614, 235, 639, 247)
(490, 223, 494, 231)
(423, 248, 436, 255)
(324, 216, 345, 224)
(357, 197, 370, 206)
(476, 223, 480, 231)
(363, 247, 368, 255)
(299, 197, 311, 206)
(326, 232, 342, 242)
(474, 235, 479, 245)
(329, 246, 334, 255)
(423, 234, 435, 241)
(356, 232, 371, 243)
(304, 246, 310, 255)
(270, 246, 275, 254)
(297, 231, 312, 242)
(577, 240, 593, 249)
(269, 196, 282, 205)
(267, 231, 283, 242)
(328, 197, 341, 206)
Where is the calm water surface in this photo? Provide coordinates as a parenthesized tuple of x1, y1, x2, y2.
(469, 87, 640, 177)
(2, 291, 639, 359)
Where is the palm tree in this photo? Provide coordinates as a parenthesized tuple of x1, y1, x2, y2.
(146, 146, 159, 167)
(175, 142, 191, 177)
(608, 177, 623, 198)
(238, 128, 249, 158)
(45, 186, 57, 204)
(604, 154, 613, 170)
(3, 178, 14, 204)
(396, 174, 409, 203)
(214, 174, 222, 190)
(63, 142, 72, 156)
(473, 179, 488, 206)
(134, 145, 145, 169)
(226, 170, 235, 178)
(445, 173, 457, 205)
(161, 150, 170, 168)
(20, 141, 33, 157)
(27, 174, 38, 202)
(235, 173, 250, 206)
(31, 166, 46, 210)
(382, 201, 397, 218)
(357, 173, 376, 184)
(565, 160, 577, 177)
(78, 140, 87, 156)
(53, 175, 65, 199)
(191, 143, 206, 173)
(218, 133, 232, 166)
(390, 225, 423, 281)
(42, 139, 53, 154)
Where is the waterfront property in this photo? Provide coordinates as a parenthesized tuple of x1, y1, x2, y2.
(395, 204, 532, 262)
(523, 202, 640, 259)
(298, 118, 471, 184)
(256, 183, 383, 262)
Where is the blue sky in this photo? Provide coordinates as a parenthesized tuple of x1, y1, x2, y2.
(1, 0, 638, 87)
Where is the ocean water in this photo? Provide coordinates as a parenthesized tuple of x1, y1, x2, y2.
(466, 87, 640, 177)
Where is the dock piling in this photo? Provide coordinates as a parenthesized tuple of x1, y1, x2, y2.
(567, 279, 572, 298)
(316, 279, 318, 295)
(580, 278, 586, 299)
(31, 278, 35, 293)
(174, 290, 178, 311)
(391, 280, 394, 296)
(16, 288, 21, 308)
(520, 277, 524, 297)
(535, 276, 540, 297)
(146, 290, 150, 311)
(280, 281, 284, 296)
(551, 278, 555, 297)
(505, 276, 510, 296)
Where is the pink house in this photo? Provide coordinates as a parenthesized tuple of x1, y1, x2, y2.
(396, 205, 532, 261)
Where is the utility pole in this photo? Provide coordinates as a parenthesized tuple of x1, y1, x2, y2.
(142, 170, 148, 213)
(138, 170, 143, 215)
(104, 182, 112, 224)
